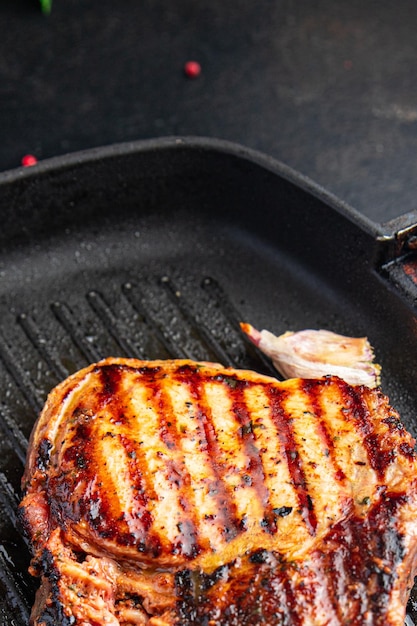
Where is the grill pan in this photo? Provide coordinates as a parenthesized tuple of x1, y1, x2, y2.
(1, 136, 417, 624)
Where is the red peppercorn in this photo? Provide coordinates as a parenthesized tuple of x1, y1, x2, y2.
(184, 60, 201, 79)
(21, 154, 38, 167)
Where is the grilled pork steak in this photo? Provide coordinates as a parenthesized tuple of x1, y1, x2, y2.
(19, 358, 417, 625)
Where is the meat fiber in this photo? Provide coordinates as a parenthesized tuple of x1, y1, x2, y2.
(18, 358, 417, 625)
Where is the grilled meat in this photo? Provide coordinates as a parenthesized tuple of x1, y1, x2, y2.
(19, 358, 417, 625)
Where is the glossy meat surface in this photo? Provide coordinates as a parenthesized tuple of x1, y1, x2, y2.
(19, 358, 417, 625)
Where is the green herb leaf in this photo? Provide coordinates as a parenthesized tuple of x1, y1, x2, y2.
(40, 0, 52, 14)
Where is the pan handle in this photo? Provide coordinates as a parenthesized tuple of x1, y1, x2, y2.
(375, 210, 417, 307)
(376, 209, 417, 264)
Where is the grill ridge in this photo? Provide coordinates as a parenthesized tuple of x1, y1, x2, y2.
(201, 277, 278, 376)
(0, 471, 20, 525)
(51, 301, 103, 363)
(0, 333, 44, 414)
(122, 281, 189, 359)
(86, 290, 141, 359)
(159, 276, 237, 367)
(17, 313, 69, 380)
(0, 550, 30, 626)
(0, 406, 28, 465)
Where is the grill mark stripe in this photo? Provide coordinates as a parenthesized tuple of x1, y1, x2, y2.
(340, 383, 393, 478)
(265, 556, 341, 626)
(280, 567, 303, 626)
(145, 373, 201, 559)
(85, 433, 129, 533)
(267, 386, 318, 535)
(325, 521, 352, 622)
(95, 431, 163, 556)
(65, 419, 130, 541)
(226, 380, 274, 532)
(302, 379, 347, 483)
(117, 433, 149, 510)
(94, 365, 156, 543)
(116, 433, 152, 531)
(318, 493, 409, 622)
(126, 378, 186, 550)
(291, 379, 357, 531)
(57, 418, 113, 533)
(59, 366, 140, 546)
(310, 378, 379, 512)
(202, 377, 270, 534)
(175, 366, 243, 540)
(300, 550, 343, 624)
(247, 558, 301, 625)
(241, 385, 308, 542)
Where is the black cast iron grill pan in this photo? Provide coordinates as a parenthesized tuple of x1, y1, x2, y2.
(1, 137, 417, 624)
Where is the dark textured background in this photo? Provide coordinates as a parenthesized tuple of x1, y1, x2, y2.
(2, 0, 417, 223)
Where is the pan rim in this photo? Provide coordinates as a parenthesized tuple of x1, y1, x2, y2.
(0, 135, 381, 238)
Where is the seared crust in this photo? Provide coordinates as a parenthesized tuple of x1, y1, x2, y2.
(19, 358, 417, 625)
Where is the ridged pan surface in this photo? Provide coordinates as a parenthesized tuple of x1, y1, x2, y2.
(0, 137, 416, 624)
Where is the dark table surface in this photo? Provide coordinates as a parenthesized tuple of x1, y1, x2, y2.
(2, 0, 417, 225)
